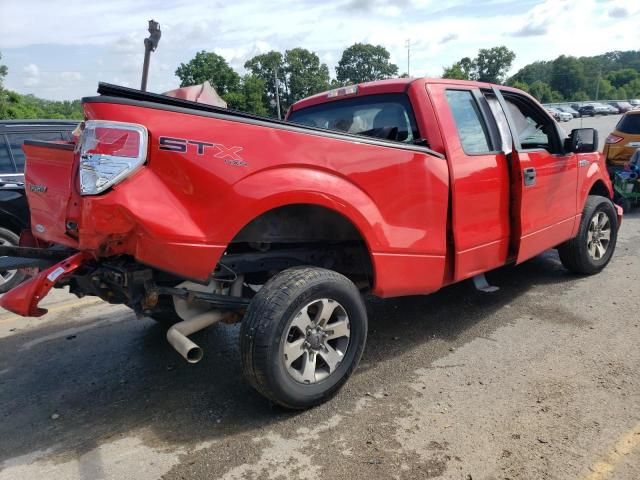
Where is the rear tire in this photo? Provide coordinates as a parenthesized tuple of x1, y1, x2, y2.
(0, 227, 26, 293)
(558, 196, 618, 275)
(240, 267, 367, 409)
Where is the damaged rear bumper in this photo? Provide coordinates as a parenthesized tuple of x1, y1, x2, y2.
(0, 250, 91, 317)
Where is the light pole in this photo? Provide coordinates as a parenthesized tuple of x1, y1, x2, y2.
(274, 66, 281, 120)
(406, 38, 411, 77)
(141, 20, 161, 92)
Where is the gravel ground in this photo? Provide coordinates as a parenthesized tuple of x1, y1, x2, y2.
(0, 114, 638, 480)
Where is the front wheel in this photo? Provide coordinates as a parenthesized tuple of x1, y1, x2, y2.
(240, 267, 367, 409)
(558, 196, 618, 275)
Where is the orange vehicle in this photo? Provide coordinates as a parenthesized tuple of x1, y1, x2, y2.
(604, 110, 640, 173)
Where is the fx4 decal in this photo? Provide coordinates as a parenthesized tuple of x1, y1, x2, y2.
(159, 136, 247, 166)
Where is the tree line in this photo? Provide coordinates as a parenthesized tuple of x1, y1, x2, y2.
(2, 45, 640, 120)
(443, 47, 640, 103)
(0, 53, 83, 119)
(175, 43, 398, 117)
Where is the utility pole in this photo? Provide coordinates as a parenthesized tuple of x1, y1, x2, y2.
(406, 38, 411, 77)
(274, 66, 282, 120)
(141, 20, 161, 92)
(595, 68, 602, 101)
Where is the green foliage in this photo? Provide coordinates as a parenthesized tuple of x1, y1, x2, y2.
(549, 55, 586, 99)
(175, 51, 240, 94)
(335, 43, 398, 85)
(526, 81, 564, 103)
(443, 47, 515, 84)
(508, 61, 552, 86)
(284, 48, 330, 104)
(509, 50, 640, 101)
(223, 75, 267, 116)
(475, 46, 516, 83)
(442, 60, 471, 80)
(509, 80, 530, 93)
(0, 52, 7, 89)
(0, 90, 83, 120)
(244, 48, 330, 116)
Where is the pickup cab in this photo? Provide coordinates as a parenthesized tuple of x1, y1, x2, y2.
(0, 79, 621, 409)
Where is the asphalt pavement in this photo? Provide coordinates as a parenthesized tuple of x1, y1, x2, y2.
(0, 114, 638, 480)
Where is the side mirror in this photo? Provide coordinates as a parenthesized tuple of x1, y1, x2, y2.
(565, 128, 598, 153)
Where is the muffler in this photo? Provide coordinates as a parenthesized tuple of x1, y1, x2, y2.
(166, 310, 222, 363)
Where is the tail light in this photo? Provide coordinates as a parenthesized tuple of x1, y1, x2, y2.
(605, 134, 623, 145)
(77, 120, 148, 195)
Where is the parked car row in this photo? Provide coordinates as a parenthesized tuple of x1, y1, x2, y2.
(545, 107, 573, 122)
(544, 100, 640, 118)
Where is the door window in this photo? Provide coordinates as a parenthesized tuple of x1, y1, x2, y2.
(499, 94, 562, 154)
(445, 90, 492, 154)
(6, 131, 65, 171)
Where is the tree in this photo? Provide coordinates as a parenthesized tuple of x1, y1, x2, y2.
(245, 51, 286, 116)
(223, 75, 267, 116)
(175, 51, 240, 95)
(528, 80, 563, 103)
(549, 55, 586, 100)
(284, 48, 330, 103)
(335, 43, 398, 85)
(442, 58, 473, 80)
(509, 80, 530, 93)
(0, 52, 7, 89)
(507, 60, 552, 86)
(607, 68, 639, 89)
(474, 46, 516, 83)
(442, 46, 515, 84)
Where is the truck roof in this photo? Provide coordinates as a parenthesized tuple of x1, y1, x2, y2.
(289, 77, 518, 113)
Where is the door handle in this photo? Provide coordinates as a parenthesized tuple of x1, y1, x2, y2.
(523, 167, 536, 186)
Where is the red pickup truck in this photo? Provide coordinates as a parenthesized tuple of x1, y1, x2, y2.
(0, 79, 621, 409)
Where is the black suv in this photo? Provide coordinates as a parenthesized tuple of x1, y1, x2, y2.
(0, 120, 77, 292)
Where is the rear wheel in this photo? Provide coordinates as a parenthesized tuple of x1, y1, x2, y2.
(0, 227, 26, 293)
(558, 196, 618, 274)
(240, 267, 367, 409)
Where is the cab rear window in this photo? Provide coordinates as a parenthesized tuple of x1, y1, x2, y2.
(288, 94, 419, 143)
(617, 114, 640, 134)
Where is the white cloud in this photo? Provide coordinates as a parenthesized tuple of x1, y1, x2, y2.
(0, 0, 639, 100)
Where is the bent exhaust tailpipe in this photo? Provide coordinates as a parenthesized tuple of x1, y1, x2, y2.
(166, 310, 223, 363)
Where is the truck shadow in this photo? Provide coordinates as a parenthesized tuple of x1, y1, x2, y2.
(0, 249, 599, 468)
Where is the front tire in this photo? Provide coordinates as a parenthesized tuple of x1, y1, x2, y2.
(240, 267, 367, 409)
(558, 196, 618, 275)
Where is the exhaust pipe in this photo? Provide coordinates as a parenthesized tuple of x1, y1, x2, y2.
(166, 310, 222, 363)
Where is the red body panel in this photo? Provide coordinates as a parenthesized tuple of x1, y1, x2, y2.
(14, 77, 615, 315)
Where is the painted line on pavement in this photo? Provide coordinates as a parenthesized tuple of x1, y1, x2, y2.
(583, 421, 640, 480)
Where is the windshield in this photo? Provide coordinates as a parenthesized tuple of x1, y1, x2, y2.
(288, 93, 419, 143)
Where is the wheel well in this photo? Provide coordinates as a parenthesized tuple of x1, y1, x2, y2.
(588, 180, 610, 199)
(223, 204, 374, 290)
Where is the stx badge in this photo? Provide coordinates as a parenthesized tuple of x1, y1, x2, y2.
(159, 136, 247, 166)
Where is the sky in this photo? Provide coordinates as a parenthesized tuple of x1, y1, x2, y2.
(1, 0, 639, 101)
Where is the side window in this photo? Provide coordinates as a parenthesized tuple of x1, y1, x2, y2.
(0, 135, 16, 174)
(288, 93, 420, 144)
(500, 95, 560, 153)
(6, 132, 63, 171)
(445, 90, 492, 154)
